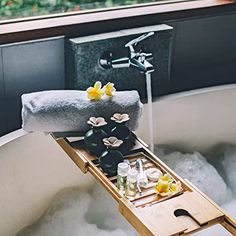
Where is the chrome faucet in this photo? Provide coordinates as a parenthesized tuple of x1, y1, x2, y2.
(99, 32, 155, 73)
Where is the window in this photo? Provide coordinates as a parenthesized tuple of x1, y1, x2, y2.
(0, 0, 235, 45)
(1, 0, 185, 21)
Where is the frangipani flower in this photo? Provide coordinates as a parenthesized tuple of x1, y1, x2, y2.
(103, 136, 123, 149)
(159, 173, 173, 183)
(155, 174, 182, 197)
(87, 81, 104, 100)
(155, 179, 170, 196)
(111, 113, 130, 123)
(87, 117, 107, 127)
(104, 82, 116, 97)
(170, 181, 182, 194)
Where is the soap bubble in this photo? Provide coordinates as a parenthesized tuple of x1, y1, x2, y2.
(16, 184, 137, 236)
(155, 146, 231, 205)
(207, 144, 236, 194)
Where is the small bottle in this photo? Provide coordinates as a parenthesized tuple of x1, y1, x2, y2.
(136, 159, 148, 188)
(117, 162, 129, 194)
(125, 168, 138, 198)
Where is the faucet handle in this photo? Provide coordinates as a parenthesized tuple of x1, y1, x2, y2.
(139, 52, 153, 61)
(125, 32, 154, 48)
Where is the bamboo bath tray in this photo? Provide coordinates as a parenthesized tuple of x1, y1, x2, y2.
(52, 133, 236, 236)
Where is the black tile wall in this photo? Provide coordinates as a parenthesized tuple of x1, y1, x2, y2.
(2, 36, 65, 99)
(0, 100, 8, 136)
(0, 48, 4, 100)
(169, 14, 236, 94)
(171, 14, 236, 73)
(0, 36, 65, 137)
(5, 97, 22, 133)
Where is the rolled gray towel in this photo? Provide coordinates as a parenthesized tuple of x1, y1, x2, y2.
(21, 90, 143, 133)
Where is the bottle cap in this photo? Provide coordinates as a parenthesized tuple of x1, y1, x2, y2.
(127, 168, 138, 183)
(118, 162, 129, 176)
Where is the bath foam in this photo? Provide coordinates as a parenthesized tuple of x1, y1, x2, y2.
(16, 185, 137, 236)
(16, 183, 235, 236)
(208, 144, 236, 194)
(155, 146, 231, 205)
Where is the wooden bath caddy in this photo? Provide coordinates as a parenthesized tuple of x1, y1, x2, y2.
(52, 133, 236, 236)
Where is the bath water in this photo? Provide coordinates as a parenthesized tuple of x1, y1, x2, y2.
(145, 72, 154, 152)
(17, 145, 236, 236)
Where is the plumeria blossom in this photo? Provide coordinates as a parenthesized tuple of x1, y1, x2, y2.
(87, 117, 107, 127)
(111, 113, 130, 123)
(103, 82, 116, 97)
(155, 174, 182, 197)
(159, 173, 173, 183)
(103, 136, 123, 149)
(86, 81, 104, 100)
(169, 181, 182, 194)
(155, 179, 170, 196)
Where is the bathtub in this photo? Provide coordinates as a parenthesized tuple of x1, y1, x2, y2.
(1, 84, 236, 236)
(137, 83, 236, 153)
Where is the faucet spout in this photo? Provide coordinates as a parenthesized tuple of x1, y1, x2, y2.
(130, 58, 154, 73)
(143, 60, 154, 73)
(99, 32, 155, 74)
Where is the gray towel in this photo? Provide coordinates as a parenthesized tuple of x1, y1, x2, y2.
(21, 90, 143, 133)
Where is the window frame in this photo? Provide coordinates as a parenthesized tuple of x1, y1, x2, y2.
(0, 0, 235, 44)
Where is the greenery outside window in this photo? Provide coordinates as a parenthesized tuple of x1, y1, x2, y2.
(0, 0, 186, 21)
(0, 0, 235, 45)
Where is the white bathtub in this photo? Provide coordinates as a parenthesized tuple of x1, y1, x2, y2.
(1, 84, 236, 236)
(137, 83, 236, 153)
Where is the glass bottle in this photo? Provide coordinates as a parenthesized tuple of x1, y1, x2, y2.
(117, 162, 129, 194)
(136, 159, 148, 188)
(125, 168, 138, 198)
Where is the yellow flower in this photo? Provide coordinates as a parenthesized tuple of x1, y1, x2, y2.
(155, 179, 170, 194)
(159, 173, 173, 183)
(87, 81, 104, 100)
(170, 181, 182, 194)
(104, 82, 116, 97)
(155, 174, 182, 197)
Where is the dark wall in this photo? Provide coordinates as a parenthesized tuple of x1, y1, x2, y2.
(0, 13, 236, 136)
(0, 37, 65, 136)
(167, 14, 236, 95)
(65, 24, 173, 100)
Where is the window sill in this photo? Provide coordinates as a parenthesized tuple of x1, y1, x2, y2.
(0, 0, 235, 44)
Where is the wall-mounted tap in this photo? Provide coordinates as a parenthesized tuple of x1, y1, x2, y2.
(99, 32, 155, 74)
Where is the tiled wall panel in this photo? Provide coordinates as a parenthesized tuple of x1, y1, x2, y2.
(0, 48, 4, 100)
(169, 14, 236, 93)
(171, 14, 236, 72)
(0, 100, 8, 136)
(3, 36, 65, 99)
(0, 37, 65, 137)
(5, 98, 22, 133)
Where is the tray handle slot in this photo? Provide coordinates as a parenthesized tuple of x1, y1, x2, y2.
(174, 209, 208, 227)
